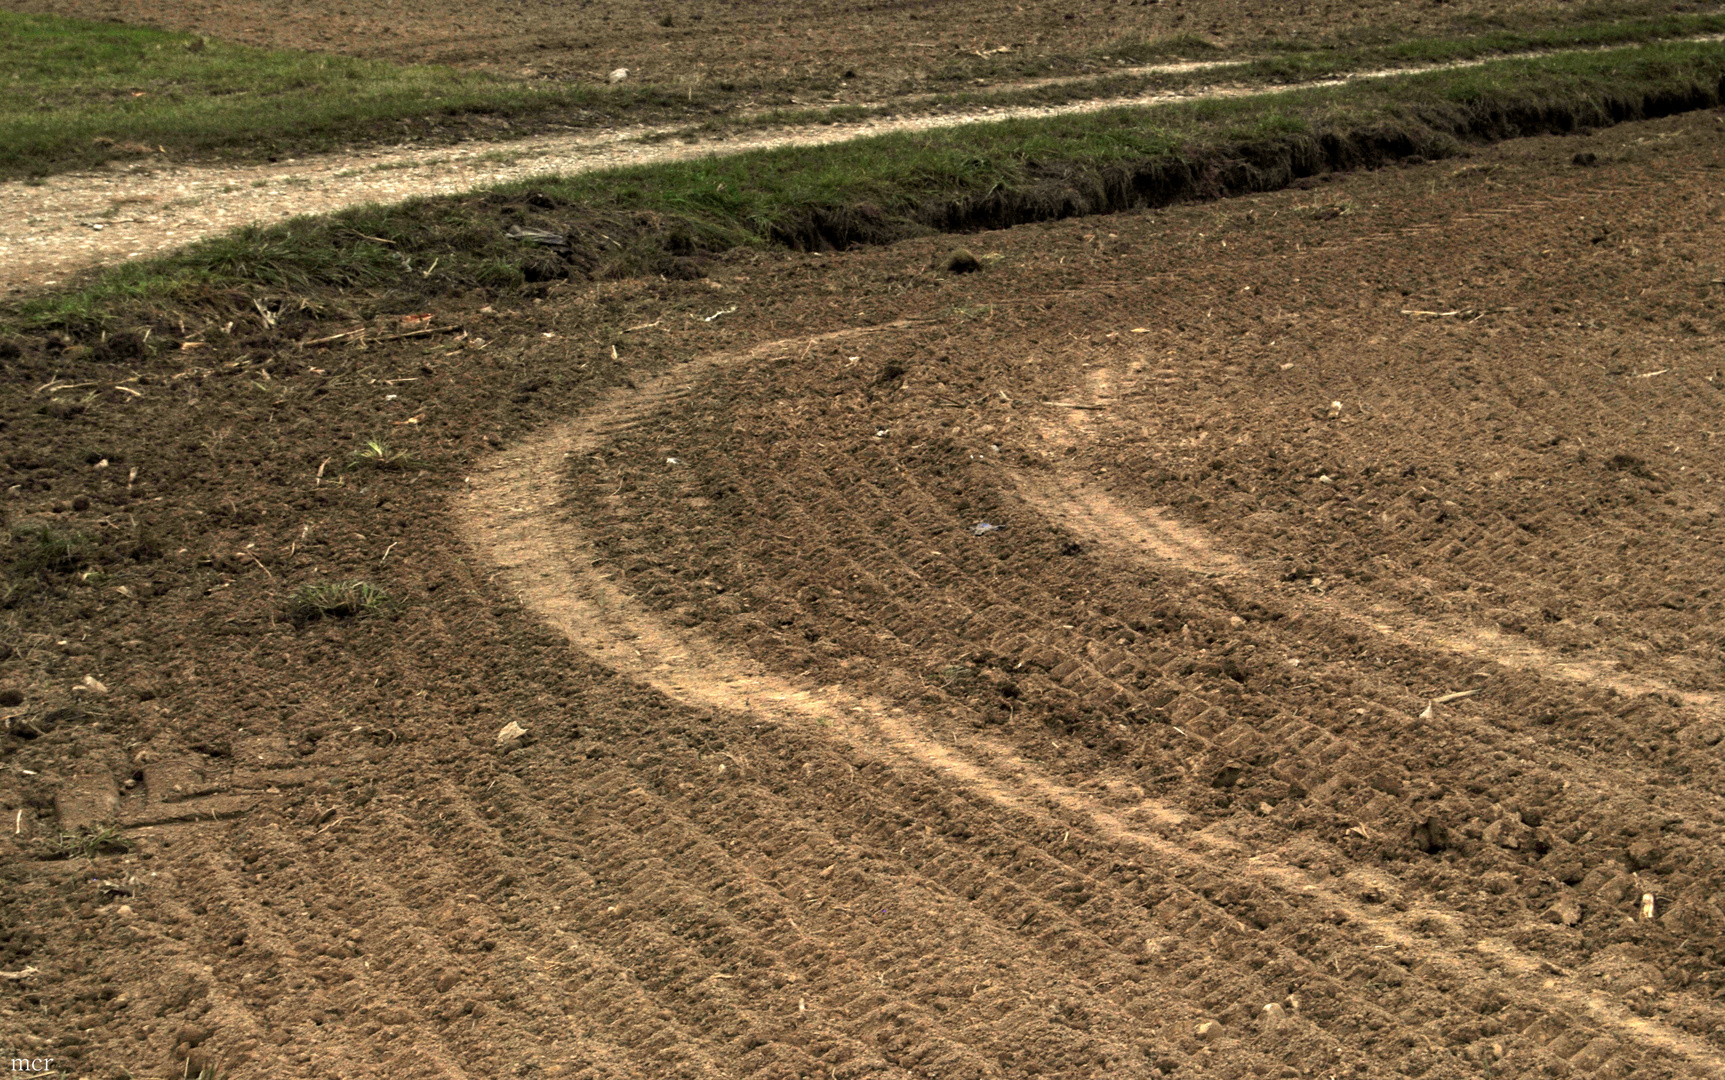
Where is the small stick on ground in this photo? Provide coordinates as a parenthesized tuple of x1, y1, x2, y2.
(373, 324, 464, 343)
(1040, 400, 1107, 410)
(301, 327, 365, 347)
(1431, 688, 1483, 704)
(238, 550, 274, 582)
(35, 380, 96, 395)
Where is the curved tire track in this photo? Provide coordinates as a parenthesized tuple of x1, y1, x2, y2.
(456, 332, 1725, 1078)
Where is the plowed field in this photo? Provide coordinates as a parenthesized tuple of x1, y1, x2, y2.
(3, 111, 1725, 1080)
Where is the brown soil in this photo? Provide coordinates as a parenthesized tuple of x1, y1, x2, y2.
(9, 0, 1610, 94)
(4, 111, 1725, 1080)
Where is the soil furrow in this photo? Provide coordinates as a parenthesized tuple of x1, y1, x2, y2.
(457, 324, 1725, 1075)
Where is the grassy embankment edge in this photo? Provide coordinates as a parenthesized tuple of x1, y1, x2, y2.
(5, 38, 1725, 340)
(5, 5, 1725, 180)
(656, 10, 1725, 140)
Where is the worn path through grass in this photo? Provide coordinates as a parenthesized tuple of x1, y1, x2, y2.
(8, 5, 1725, 182)
(7, 35, 1724, 296)
(0, 71, 1266, 295)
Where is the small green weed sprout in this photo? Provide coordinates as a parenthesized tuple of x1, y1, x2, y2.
(350, 439, 422, 471)
(52, 824, 135, 860)
(9, 522, 94, 576)
(288, 580, 390, 622)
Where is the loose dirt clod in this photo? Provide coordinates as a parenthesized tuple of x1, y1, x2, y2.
(1546, 893, 1583, 926)
(943, 248, 983, 274)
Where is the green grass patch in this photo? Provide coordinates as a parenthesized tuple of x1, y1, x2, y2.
(0, 10, 616, 179)
(1238, 9, 1725, 81)
(8, 521, 95, 577)
(7, 38, 1725, 338)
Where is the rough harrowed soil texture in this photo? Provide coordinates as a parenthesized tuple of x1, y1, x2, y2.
(3, 0, 1625, 90)
(3, 110, 1725, 1079)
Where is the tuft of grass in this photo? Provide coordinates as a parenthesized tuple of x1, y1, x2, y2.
(350, 439, 423, 471)
(50, 824, 135, 861)
(288, 580, 391, 622)
(9, 522, 95, 577)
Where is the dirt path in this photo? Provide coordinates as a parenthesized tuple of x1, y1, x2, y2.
(9, 40, 1715, 295)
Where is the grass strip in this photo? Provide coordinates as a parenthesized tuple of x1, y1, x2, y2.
(5, 6, 1725, 180)
(650, 10, 1725, 146)
(1237, 11, 1725, 78)
(0, 10, 636, 180)
(7, 38, 1725, 339)
(930, 5, 1725, 86)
